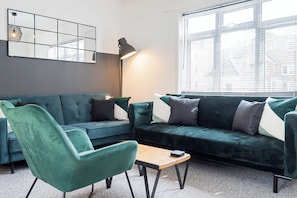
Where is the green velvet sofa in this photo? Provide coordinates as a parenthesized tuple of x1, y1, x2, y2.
(0, 93, 130, 172)
(129, 95, 297, 192)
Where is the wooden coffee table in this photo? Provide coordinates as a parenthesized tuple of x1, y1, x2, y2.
(135, 144, 191, 198)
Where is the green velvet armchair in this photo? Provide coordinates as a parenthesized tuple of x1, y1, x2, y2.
(0, 100, 138, 198)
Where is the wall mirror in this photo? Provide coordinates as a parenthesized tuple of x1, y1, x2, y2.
(7, 9, 96, 63)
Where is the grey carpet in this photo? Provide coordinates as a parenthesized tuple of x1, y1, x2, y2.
(1, 158, 297, 198)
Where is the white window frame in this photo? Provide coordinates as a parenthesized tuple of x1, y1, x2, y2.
(180, 0, 297, 96)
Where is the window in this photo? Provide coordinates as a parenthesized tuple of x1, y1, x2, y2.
(181, 0, 297, 95)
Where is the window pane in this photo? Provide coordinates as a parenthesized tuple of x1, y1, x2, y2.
(262, 0, 297, 21)
(223, 8, 253, 27)
(189, 38, 214, 91)
(265, 26, 297, 91)
(188, 14, 215, 34)
(220, 30, 256, 92)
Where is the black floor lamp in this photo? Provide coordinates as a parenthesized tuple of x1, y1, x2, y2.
(118, 37, 136, 96)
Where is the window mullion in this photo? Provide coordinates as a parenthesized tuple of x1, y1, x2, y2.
(214, 11, 222, 92)
(255, 2, 263, 91)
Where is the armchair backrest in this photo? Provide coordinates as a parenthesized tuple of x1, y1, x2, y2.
(0, 101, 79, 180)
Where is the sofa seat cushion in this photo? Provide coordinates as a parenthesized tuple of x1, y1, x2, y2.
(8, 132, 21, 153)
(60, 125, 86, 132)
(134, 123, 284, 169)
(70, 120, 129, 139)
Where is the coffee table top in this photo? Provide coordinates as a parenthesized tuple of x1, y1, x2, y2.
(135, 144, 191, 170)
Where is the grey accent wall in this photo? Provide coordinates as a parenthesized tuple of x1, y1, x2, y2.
(0, 40, 120, 97)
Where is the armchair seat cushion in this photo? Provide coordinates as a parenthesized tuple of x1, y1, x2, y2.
(135, 123, 284, 170)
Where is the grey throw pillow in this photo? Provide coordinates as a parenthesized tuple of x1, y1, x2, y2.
(168, 98, 200, 126)
(232, 100, 265, 135)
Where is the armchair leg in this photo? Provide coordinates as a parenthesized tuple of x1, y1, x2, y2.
(26, 178, 38, 198)
(106, 177, 113, 189)
(125, 171, 135, 198)
(88, 184, 94, 198)
(62, 184, 93, 198)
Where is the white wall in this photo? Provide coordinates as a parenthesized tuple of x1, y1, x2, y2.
(0, 0, 121, 54)
(120, 0, 232, 102)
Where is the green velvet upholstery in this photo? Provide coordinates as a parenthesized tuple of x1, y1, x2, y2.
(0, 118, 10, 164)
(129, 95, 297, 178)
(196, 96, 266, 130)
(0, 93, 131, 169)
(0, 100, 138, 193)
(284, 111, 297, 178)
(128, 102, 153, 135)
(134, 123, 284, 170)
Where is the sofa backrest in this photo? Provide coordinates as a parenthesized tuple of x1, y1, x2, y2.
(60, 93, 106, 124)
(0, 95, 64, 124)
(185, 95, 267, 130)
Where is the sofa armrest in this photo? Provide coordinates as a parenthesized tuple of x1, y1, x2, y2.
(284, 111, 297, 178)
(0, 118, 9, 164)
(128, 102, 153, 137)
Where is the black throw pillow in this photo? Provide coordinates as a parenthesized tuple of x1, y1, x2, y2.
(92, 99, 115, 121)
(168, 97, 200, 126)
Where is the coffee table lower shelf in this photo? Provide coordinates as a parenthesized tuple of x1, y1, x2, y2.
(135, 144, 191, 198)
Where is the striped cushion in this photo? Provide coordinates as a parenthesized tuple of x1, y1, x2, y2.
(152, 93, 171, 123)
(105, 96, 131, 120)
(258, 97, 297, 141)
(152, 94, 184, 123)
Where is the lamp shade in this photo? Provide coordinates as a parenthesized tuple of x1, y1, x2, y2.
(118, 37, 136, 60)
(8, 25, 22, 41)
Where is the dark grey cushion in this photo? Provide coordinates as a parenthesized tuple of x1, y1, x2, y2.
(91, 99, 115, 121)
(168, 98, 200, 126)
(232, 100, 265, 135)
